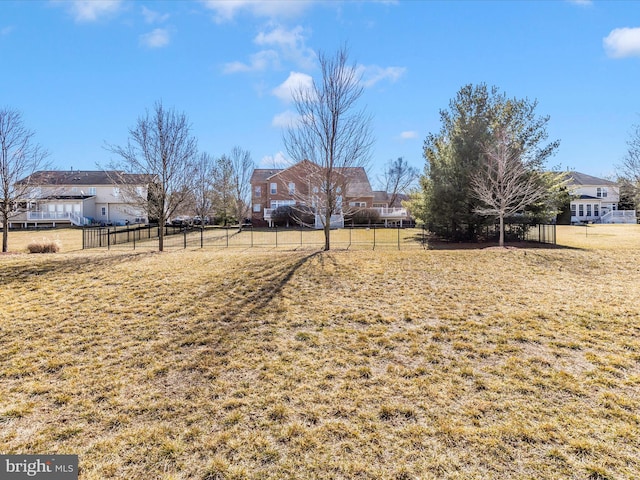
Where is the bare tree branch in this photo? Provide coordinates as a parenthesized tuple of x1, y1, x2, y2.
(0, 108, 50, 252)
(380, 157, 419, 207)
(471, 128, 564, 246)
(283, 45, 373, 250)
(106, 101, 197, 251)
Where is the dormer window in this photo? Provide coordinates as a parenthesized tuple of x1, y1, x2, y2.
(597, 187, 607, 198)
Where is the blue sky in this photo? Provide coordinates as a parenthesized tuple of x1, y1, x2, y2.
(1, 0, 639, 184)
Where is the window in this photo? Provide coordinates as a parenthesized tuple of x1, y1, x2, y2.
(88, 187, 96, 195)
(113, 187, 120, 197)
(136, 186, 144, 197)
(101, 207, 106, 216)
(254, 185, 261, 196)
(571, 204, 576, 217)
(597, 187, 607, 198)
(288, 182, 295, 195)
(253, 203, 261, 213)
(578, 204, 584, 217)
(586, 204, 591, 216)
(594, 204, 599, 217)
(349, 201, 367, 207)
(270, 200, 295, 209)
(270, 183, 277, 195)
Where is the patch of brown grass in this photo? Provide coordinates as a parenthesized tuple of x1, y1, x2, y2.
(1, 227, 639, 479)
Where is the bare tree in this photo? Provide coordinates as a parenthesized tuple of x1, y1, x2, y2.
(107, 101, 197, 251)
(284, 45, 373, 251)
(380, 157, 419, 207)
(229, 146, 255, 230)
(0, 108, 50, 252)
(620, 122, 640, 207)
(211, 154, 235, 225)
(471, 129, 564, 247)
(192, 152, 215, 223)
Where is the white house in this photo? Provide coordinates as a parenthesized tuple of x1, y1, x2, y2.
(9, 170, 155, 228)
(567, 171, 636, 224)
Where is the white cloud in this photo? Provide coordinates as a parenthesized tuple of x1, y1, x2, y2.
(139, 28, 170, 48)
(142, 6, 170, 24)
(255, 25, 316, 70)
(567, 0, 593, 6)
(272, 72, 314, 102)
(260, 151, 288, 167)
(399, 131, 418, 140)
(201, 0, 312, 23)
(603, 27, 640, 58)
(272, 110, 301, 128)
(59, 0, 123, 23)
(1, 26, 14, 36)
(356, 65, 406, 88)
(223, 50, 280, 73)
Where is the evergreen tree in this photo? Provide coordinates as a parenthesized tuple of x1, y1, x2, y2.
(420, 84, 559, 241)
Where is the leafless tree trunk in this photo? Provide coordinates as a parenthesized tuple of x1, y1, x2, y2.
(0, 108, 50, 252)
(380, 157, 419, 207)
(229, 146, 255, 231)
(192, 152, 215, 224)
(620, 123, 640, 207)
(284, 45, 373, 251)
(107, 101, 197, 252)
(471, 129, 562, 247)
(212, 155, 234, 225)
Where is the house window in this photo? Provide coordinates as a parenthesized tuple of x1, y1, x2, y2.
(349, 201, 367, 207)
(254, 186, 261, 196)
(101, 207, 106, 216)
(88, 187, 96, 195)
(594, 204, 599, 217)
(270, 200, 295, 209)
(288, 182, 295, 195)
(113, 187, 120, 197)
(571, 204, 576, 217)
(270, 183, 277, 195)
(136, 186, 144, 197)
(578, 204, 584, 217)
(253, 203, 261, 213)
(597, 188, 608, 198)
(586, 204, 591, 216)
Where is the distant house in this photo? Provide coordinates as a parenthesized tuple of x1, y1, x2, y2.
(9, 170, 155, 228)
(567, 171, 636, 224)
(250, 160, 409, 228)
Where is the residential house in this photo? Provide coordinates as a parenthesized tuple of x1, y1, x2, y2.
(250, 160, 409, 227)
(10, 170, 155, 228)
(567, 171, 636, 224)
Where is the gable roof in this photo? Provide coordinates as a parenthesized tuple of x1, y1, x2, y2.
(17, 170, 156, 186)
(566, 171, 617, 187)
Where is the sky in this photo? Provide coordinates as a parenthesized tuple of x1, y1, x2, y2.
(1, 0, 640, 184)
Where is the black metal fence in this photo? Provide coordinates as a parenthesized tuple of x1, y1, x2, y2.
(82, 223, 556, 251)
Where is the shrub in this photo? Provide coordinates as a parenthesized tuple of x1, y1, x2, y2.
(27, 238, 61, 253)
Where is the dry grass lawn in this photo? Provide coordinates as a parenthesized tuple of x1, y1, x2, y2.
(1, 224, 639, 479)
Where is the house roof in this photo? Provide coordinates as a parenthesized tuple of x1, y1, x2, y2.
(566, 171, 617, 187)
(251, 168, 281, 184)
(373, 190, 409, 207)
(17, 170, 156, 186)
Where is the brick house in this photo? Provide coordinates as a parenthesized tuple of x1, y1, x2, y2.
(250, 160, 409, 227)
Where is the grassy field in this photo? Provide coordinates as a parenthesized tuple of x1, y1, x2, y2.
(1, 225, 639, 479)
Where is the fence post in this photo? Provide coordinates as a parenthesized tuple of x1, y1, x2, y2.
(107, 227, 110, 250)
(251, 225, 254, 248)
(397, 224, 400, 250)
(226, 227, 229, 248)
(82, 228, 85, 249)
(133, 228, 136, 250)
(275, 226, 278, 248)
(373, 224, 376, 251)
(348, 226, 352, 249)
(300, 228, 303, 247)
(201, 226, 204, 249)
(184, 228, 187, 249)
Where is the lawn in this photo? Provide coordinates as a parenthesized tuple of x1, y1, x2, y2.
(0, 225, 639, 479)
